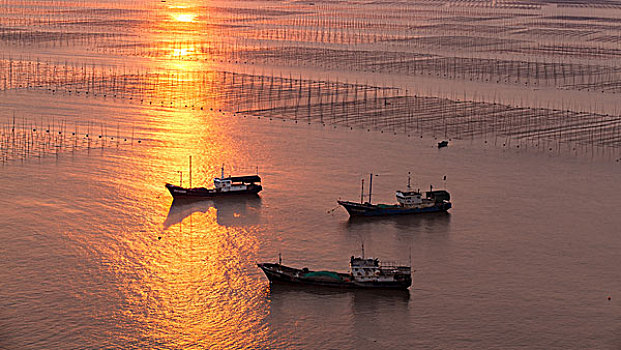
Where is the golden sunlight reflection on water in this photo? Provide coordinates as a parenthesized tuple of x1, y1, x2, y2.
(147, 2, 212, 60)
(101, 5, 271, 347)
(4, 0, 621, 348)
(106, 107, 270, 347)
(172, 13, 197, 23)
(119, 207, 268, 348)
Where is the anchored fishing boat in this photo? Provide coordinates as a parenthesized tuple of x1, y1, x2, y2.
(166, 165, 262, 200)
(337, 173, 451, 217)
(258, 252, 412, 289)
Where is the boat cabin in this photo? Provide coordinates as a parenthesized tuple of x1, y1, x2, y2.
(395, 190, 423, 206)
(349, 256, 411, 282)
(351, 256, 379, 268)
(425, 190, 450, 204)
(350, 257, 381, 281)
(214, 175, 261, 192)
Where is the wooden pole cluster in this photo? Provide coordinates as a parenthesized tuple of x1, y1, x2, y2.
(1, 0, 620, 162)
(0, 116, 138, 164)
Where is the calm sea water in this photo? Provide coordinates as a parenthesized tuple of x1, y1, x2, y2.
(0, 91, 620, 349)
(2, 0, 621, 348)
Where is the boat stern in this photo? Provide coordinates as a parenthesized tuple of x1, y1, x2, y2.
(441, 201, 452, 211)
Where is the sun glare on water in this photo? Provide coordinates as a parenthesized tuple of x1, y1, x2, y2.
(172, 47, 195, 57)
(173, 13, 196, 22)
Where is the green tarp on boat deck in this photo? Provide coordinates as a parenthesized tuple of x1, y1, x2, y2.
(377, 204, 399, 208)
(303, 271, 342, 280)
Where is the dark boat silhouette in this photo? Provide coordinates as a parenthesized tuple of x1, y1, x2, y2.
(258, 255, 412, 290)
(338, 173, 451, 217)
(166, 166, 262, 200)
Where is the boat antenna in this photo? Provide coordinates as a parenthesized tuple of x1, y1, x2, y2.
(278, 252, 282, 265)
(221, 164, 224, 179)
(360, 178, 364, 203)
(189, 155, 192, 188)
(407, 171, 411, 189)
(256, 165, 259, 175)
(443, 175, 447, 189)
(361, 242, 365, 259)
(368, 173, 373, 204)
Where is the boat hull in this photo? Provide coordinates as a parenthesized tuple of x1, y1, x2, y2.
(337, 200, 451, 217)
(258, 263, 411, 290)
(166, 183, 262, 199)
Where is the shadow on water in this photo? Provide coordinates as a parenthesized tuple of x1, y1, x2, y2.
(163, 195, 262, 229)
(262, 282, 412, 348)
(258, 278, 413, 348)
(266, 282, 411, 301)
(342, 212, 452, 233)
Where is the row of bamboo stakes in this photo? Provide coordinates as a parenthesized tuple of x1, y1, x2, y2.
(1, 0, 620, 162)
(0, 115, 140, 164)
(1, 65, 619, 162)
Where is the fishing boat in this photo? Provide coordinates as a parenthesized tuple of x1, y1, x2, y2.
(166, 165, 262, 200)
(258, 253, 412, 289)
(337, 173, 451, 217)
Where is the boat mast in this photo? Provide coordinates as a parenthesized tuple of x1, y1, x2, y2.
(189, 155, 192, 188)
(360, 178, 364, 203)
(407, 171, 411, 189)
(368, 173, 373, 204)
(221, 164, 224, 179)
(361, 242, 365, 259)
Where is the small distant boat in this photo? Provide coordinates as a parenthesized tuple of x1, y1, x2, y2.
(166, 166, 262, 199)
(438, 140, 449, 148)
(337, 173, 451, 217)
(258, 253, 412, 289)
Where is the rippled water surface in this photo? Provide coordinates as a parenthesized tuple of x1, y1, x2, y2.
(1, 0, 621, 349)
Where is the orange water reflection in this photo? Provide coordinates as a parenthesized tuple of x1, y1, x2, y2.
(112, 3, 269, 347)
(172, 13, 197, 23)
(148, 2, 212, 61)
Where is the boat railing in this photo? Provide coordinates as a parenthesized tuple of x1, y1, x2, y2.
(379, 261, 411, 269)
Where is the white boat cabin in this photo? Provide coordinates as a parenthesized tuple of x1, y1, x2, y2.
(393, 173, 450, 207)
(350, 257, 411, 282)
(395, 190, 423, 206)
(214, 178, 240, 192)
(396, 188, 449, 208)
(213, 168, 261, 192)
